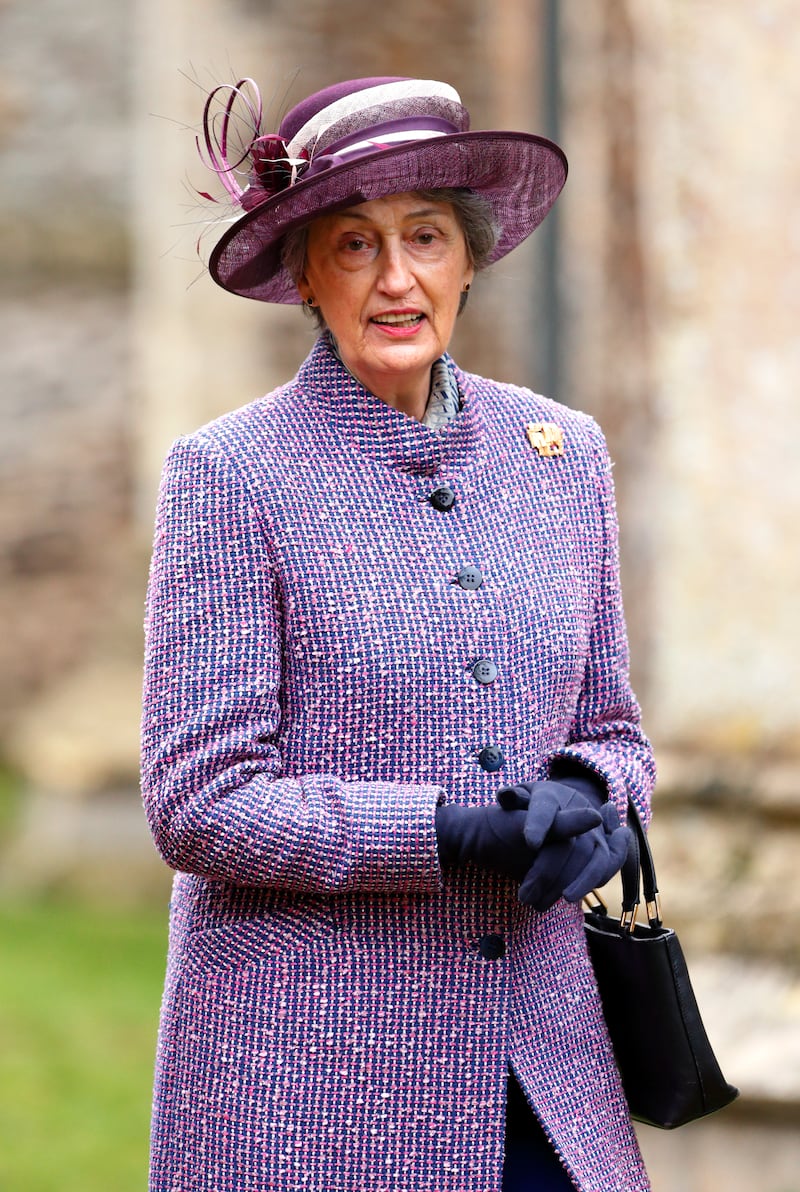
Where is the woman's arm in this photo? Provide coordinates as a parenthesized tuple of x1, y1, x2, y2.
(141, 434, 443, 892)
(545, 424, 656, 826)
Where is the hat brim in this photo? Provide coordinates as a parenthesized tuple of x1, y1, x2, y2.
(208, 130, 567, 303)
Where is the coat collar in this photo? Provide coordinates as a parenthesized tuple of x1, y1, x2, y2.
(294, 335, 486, 476)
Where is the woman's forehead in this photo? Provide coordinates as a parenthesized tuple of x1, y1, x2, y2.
(316, 192, 457, 227)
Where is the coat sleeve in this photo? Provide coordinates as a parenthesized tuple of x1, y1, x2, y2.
(545, 422, 656, 826)
(140, 433, 444, 892)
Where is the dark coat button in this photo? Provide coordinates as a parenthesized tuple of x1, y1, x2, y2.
(429, 485, 455, 511)
(478, 746, 505, 773)
(456, 565, 483, 590)
(479, 934, 506, 960)
(472, 658, 498, 685)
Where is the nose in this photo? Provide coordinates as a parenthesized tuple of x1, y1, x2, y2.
(376, 241, 413, 297)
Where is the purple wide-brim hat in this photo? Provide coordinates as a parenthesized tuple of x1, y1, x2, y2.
(200, 76, 568, 304)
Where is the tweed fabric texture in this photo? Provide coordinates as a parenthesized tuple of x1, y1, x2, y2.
(141, 335, 655, 1191)
(330, 334, 461, 430)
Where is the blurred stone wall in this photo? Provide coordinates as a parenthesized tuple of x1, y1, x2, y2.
(0, 0, 138, 764)
(1, 0, 799, 1182)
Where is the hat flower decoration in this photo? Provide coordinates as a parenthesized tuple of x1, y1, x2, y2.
(197, 79, 311, 211)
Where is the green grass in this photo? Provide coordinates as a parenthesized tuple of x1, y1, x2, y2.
(0, 898, 167, 1191)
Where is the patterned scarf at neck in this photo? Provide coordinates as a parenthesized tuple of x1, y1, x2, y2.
(326, 335, 463, 429)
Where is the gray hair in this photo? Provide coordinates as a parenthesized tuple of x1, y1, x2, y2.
(280, 188, 499, 329)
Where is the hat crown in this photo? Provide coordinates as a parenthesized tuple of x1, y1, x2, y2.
(280, 77, 470, 160)
(279, 78, 409, 141)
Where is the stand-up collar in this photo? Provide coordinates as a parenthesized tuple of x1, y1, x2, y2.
(294, 336, 486, 476)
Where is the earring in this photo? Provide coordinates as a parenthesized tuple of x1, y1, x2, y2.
(463, 283, 471, 293)
(305, 296, 315, 307)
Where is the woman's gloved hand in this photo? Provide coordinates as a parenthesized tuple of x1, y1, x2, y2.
(435, 802, 533, 880)
(518, 800, 631, 910)
(495, 775, 632, 912)
(496, 778, 604, 848)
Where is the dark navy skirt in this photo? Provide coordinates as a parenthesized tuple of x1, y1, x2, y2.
(502, 1071, 577, 1191)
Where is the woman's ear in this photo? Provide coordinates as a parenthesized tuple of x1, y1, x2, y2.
(296, 276, 311, 304)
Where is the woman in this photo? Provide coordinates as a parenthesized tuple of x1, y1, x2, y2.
(141, 76, 656, 1191)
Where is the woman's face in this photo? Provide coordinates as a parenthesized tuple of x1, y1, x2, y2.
(297, 192, 474, 418)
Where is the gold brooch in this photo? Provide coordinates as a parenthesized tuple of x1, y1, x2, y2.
(525, 422, 564, 458)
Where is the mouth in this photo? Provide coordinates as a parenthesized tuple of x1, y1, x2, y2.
(370, 312, 425, 329)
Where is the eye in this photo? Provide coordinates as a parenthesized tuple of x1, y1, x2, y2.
(343, 236, 369, 253)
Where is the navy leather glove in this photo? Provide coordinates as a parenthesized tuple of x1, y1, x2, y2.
(496, 774, 632, 912)
(435, 803, 532, 880)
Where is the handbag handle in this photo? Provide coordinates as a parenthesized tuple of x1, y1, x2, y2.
(619, 797, 663, 930)
(588, 797, 662, 931)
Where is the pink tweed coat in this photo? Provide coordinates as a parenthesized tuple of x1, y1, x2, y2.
(141, 335, 656, 1191)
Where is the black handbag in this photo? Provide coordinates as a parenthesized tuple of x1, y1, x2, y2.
(583, 798, 739, 1129)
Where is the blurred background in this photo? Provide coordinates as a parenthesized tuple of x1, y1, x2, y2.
(1, 1, 798, 1188)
